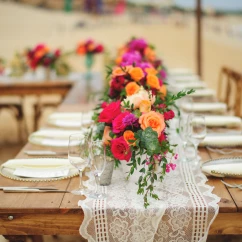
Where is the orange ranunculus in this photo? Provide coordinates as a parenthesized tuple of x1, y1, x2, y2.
(139, 100, 151, 113)
(146, 74, 160, 89)
(144, 47, 156, 62)
(159, 85, 167, 99)
(102, 126, 112, 145)
(145, 67, 158, 75)
(128, 67, 144, 82)
(139, 111, 165, 136)
(123, 130, 136, 146)
(125, 82, 140, 96)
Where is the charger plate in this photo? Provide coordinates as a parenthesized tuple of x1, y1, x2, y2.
(201, 157, 242, 178)
(0, 158, 78, 182)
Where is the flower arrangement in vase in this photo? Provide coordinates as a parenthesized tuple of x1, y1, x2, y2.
(76, 39, 104, 80)
(26, 43, 61, 80)
(92, 37, 194, 208)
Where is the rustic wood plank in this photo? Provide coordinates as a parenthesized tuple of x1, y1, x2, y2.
(209, 213, 242, 235)
(0, 211, 83, 235)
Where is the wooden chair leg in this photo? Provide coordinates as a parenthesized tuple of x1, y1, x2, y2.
(29, 235, 44, 242)
(3, 235, 27, 242)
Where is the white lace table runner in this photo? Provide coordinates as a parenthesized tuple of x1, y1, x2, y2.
(78, 161, 220, 242)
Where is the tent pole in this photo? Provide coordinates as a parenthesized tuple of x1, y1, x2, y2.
(196, 0, 202, 77)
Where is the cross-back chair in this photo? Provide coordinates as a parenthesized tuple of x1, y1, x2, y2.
(217, 66, 242, 117)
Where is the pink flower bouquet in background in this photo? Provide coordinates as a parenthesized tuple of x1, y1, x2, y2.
(92, 37, 194, 207)
(26, 43, 61, 70)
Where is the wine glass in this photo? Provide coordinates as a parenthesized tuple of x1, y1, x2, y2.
(89, 140, 107, 199)
(178, 115, 189, 162)
(68, 133, 90, 195)
(188, 115, 207, 157)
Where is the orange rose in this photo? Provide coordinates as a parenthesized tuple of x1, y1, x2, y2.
(159, 85, 167, 99)
(139, 100, 151, 113)
(128, 67, 144, 82)
(144, 47, 156, 62)
(145, 67, 158, 75)
(115, 56, 122, 65)
(146, 74, 160, 89)
(123, 130, 136, 146)
(112, 66, 132, 77)
(139, 111, 165, 136)
(102, 126, 112, 145)
(125, 82, 140, 96)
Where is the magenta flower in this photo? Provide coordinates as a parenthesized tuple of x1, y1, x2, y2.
(122, 113, 139, 127)
(128, 38, 148, 52)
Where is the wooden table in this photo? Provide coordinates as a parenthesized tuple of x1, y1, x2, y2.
(0, 82, 242, 242)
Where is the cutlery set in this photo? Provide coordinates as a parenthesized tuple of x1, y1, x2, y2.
(0, 186, 69, 193)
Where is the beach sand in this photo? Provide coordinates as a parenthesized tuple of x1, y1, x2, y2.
(0, 2, 242, 241)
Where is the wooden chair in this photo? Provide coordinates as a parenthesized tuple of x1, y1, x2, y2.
(217, 66, 242, 117)
(0, 97, 27, 142)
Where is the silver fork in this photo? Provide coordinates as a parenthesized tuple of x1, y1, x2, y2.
(221, 180, 242, 189)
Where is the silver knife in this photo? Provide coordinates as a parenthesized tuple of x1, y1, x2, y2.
(0, 187, 58, 190)
(3, 188, 70, 193)
(24, 150, 68, 156)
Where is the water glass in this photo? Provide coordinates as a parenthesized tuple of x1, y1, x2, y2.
(89, 140, 107, 199)
(68, 133, 90, 195)
(188, 114, 207, 157)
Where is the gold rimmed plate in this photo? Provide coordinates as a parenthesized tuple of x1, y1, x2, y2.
(201, 157, 242, 178)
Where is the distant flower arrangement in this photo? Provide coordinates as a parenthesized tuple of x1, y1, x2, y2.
(26, 44, 61, 70)
(92, 37, 194, 208)
(76, 39, 104, 55)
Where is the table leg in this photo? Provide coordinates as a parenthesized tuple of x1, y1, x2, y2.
(3, 235, 27, 242)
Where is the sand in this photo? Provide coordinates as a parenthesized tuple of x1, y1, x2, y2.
(0, 2, 242, 241)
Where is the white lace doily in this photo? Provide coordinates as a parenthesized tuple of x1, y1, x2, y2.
(78, 160, 220, 242)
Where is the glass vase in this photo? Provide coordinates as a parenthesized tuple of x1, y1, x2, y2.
(85, 53, 94, 81)
(100, 158, 114, 186)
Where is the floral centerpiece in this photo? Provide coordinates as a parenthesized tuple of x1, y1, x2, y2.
(76, 39, 104, 78)
(92, 37, 194, 207)
(26, 44, 61, 78)
(0, 57, 6, 75)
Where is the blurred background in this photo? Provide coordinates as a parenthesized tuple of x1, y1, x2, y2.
(0, 1, 242, 240)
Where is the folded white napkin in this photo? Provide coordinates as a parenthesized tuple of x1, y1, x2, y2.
(48, 112, 83, 120)
(181, 102, 227, 114)
(202, 161, 242, 177)
(29, 129, 83, 140)
(203, 115, 242, 127)
(2, 158, 72, 169)
(200, 135, 242, 147)
(172, 75, 200, 82)
(48, 112, 93, 128)
(190, 89, 216, 97)
(168, 68, 195, 76)
(175, 81, 207, 89)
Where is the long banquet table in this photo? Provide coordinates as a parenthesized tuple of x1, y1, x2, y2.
(0, 80, 242, 242)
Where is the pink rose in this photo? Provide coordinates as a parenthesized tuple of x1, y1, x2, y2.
(158, 132, 167, 143)
(111, 136, 131, 161)
(112, 112, 130, 134)
(99, 101, 121, 124)
(164, 110, 175, 120)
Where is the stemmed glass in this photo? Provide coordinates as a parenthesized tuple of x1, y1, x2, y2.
(89, 140, 107, 199)
(178, 115, 189, 162)
(188, 115, 207, 157)
(68, 133, 90, 195)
